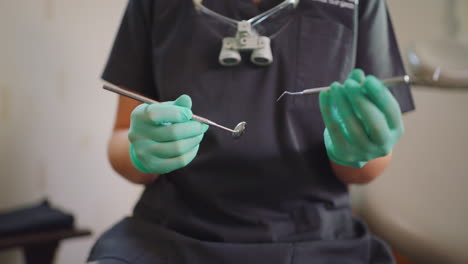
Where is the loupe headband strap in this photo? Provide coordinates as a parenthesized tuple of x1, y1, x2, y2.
(193, 0, 300, 26)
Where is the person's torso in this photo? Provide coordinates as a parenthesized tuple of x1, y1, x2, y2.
(135, 0, 360, 243)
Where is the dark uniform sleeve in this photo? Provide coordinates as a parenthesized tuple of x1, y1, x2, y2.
(101, 0, 158, 100)
(356, 0, 415, 113)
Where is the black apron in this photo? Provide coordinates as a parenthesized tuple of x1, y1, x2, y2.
(89, 216, 394, 264)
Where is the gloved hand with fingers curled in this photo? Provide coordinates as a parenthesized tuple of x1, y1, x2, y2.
(319, 69, 404, 168)
(128, 94, 209, 174)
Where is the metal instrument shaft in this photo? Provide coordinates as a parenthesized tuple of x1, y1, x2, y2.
(276, 75, 411, 102)
(102, 81, 246, 137)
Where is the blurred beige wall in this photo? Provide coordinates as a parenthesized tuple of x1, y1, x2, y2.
(0, 1, 142, 263)
(0, 0, 467, 263)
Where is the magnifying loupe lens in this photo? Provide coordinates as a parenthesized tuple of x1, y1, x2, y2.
(251, 37, 273, 66)
(219, 50, 241, 66)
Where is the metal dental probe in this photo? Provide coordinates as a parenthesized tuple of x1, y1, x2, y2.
(102, 81, 247, 138)
(276, 75, 412, 102)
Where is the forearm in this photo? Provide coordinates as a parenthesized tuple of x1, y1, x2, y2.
(107, 129, 160, 184)
(331, 152, 392, 185)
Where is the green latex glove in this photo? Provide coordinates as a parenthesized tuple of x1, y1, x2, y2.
(128, 95, 209, 174)
(319, 69, 404, 168)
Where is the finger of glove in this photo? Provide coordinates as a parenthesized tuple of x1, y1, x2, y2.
(319, 86, 348, 148)
(147, 121, 209, 142)
(343, 79, 390, 146)
(144, 103, 193, 125)
(131, 139, 153, 165)
(128, 120, 156, 143)
(347, 68, 366, 83)
(363, 76, 403, 131)
(173, 94, 193, 109)
(145, 145, 200, 174)
(130, 103, 153, 123)
(148, 133, 205, 159)
(331, 82, 371, 147)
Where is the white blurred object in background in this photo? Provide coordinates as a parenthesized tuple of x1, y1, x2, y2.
(356, 0, 468, 263)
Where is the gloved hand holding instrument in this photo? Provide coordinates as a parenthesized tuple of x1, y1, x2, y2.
(319, 69, 404, 168)
(102, 81, 248, 175)
(128, 95, 209, 174)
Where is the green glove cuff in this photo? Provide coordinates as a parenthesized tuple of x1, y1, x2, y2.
(325, 148, 368, 168)
(323, 130, 368, 168)
(129, 144, 151, 174)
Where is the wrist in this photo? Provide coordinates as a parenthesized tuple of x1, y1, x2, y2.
(331, 153, 392, 184)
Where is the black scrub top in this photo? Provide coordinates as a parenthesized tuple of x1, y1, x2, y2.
(89, 0, 415, 263)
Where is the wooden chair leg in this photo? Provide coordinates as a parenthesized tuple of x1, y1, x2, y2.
(23, 241, 59, 264)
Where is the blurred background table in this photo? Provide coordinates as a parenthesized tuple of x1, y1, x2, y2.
(0, 228, 91, 264)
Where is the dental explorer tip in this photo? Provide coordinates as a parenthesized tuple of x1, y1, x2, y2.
(276, 92, 287, 102)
